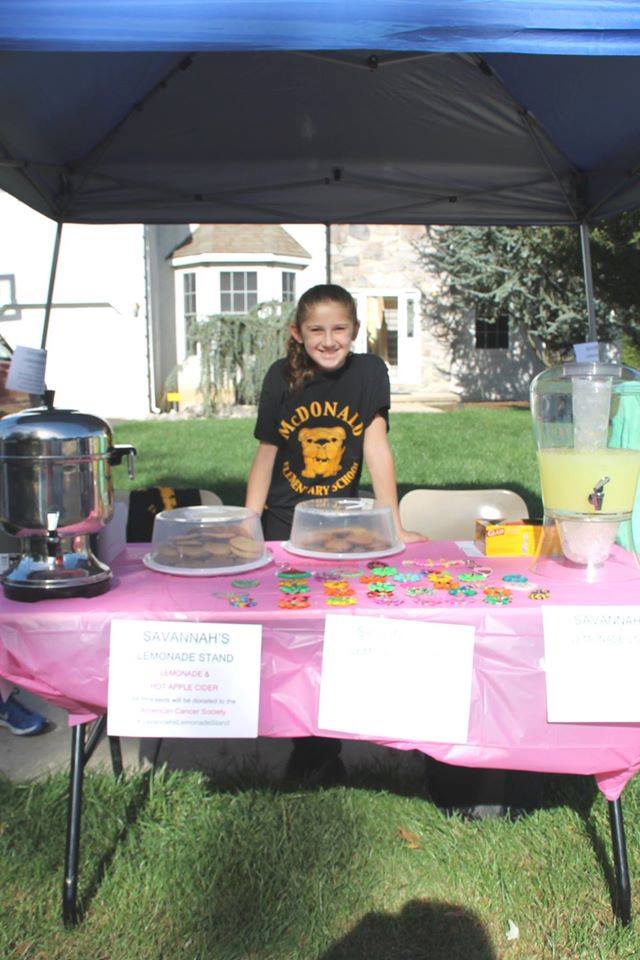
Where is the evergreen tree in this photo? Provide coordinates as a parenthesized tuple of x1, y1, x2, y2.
(417, 215, 640, 365)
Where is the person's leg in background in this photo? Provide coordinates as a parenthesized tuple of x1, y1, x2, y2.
(0, 678, 47, 736)
(261, 508, 345, 785)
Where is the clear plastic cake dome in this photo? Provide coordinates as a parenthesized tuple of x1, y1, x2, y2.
(144, 505, 269, 576)
(285, 497, 403, 560)
(530, 361, 640, 581)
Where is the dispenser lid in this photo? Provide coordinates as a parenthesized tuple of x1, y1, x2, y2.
(0, 405, 113, 456)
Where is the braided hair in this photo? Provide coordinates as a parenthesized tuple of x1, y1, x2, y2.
(284, 284, 358, 393)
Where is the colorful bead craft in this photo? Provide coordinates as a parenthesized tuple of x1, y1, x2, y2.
(448, 586, 477, 597)
(503, 574, 528, 583)
(372, 594, 404, 606)
(529, 589, 550, 600)
(228, 594, 257, 608)
(231, 578, 261, 588)
(370, 565, 398, 576)
(278, 595, 310, 609)
(325, 596, 356, 606)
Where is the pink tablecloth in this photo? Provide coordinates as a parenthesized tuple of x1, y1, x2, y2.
(1, 540, 640, 800)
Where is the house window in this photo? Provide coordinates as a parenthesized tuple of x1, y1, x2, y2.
(406, 299, 415, 338)
(475, 309, 509, 349)
(220, 271, 258, 313)
(183, 272, 197, 356)
(0, 274, 20, 320)
(282, 271, 296, 303)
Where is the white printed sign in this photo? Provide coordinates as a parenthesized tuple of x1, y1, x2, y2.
(318, 614, 475, 744)
(543, 606, 640, 722)
(5, 345, 46, 394)
(107, 619, 262, 738)
(573, 340, 600, 363)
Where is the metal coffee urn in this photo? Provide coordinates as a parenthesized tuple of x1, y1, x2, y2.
(0, 398, 136, 601)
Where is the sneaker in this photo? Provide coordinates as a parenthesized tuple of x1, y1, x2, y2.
(0, 695, 47, 735)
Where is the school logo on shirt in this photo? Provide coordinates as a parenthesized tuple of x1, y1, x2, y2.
(299, 426, 346, 478)
(278, 401, 363, 496)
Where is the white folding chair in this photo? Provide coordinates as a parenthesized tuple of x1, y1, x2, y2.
(399, 488, 529, 540)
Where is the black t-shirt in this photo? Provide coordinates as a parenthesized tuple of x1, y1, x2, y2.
(254, 353, 390, 528)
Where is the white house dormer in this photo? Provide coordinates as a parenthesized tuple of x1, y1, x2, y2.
(171, 224, 311, 363)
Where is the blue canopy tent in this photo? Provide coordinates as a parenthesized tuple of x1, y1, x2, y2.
(3, 2, 640, 343)
(2, 2, 640, 228)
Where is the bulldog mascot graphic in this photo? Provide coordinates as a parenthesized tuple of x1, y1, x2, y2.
(298, 426, 347, 478)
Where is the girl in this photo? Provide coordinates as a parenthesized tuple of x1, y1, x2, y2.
(246, 283, 423, 544)
(246, 283, 423, 782)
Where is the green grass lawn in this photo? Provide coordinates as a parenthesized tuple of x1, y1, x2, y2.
(2, 766, 640, 960)
(113, 408, 542, 516)
(4, 409, 626, 960)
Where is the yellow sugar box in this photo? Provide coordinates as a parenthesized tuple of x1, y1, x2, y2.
(475, 518, 542, 557)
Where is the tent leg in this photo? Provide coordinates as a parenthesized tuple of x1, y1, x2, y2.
(579, 222, 597, 343)
(608, 798, 632, 925)
(40, 221, 63, 351)
(325, 223, 331, 283)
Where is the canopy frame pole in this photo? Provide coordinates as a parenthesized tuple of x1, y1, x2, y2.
(325, 223, 331, 283)
(579, 222, 597, 342)
(40, 221, 63, 350)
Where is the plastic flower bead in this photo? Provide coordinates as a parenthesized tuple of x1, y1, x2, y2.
(448, 586, 477, 597)
(367, 582, 395, 593)
(393, 572, 422, 583)
(412, 594, 444, 606)
(406, 586, 434, 597)
(325, 595, 356, 606)
(228, 594, 257, 608)
(433, 579, 458, 591)
(278, 569, 311, 579)
(529, 589, 550, 600)
(279, 583, 310, 594)
(428, 572, 453, 583)
(360, 574, 388, 584)
(373, 594, 404, 606)
(370, 565, 398, 577)
(502, 574, 528, 583)
(278, 595, 310, 609)
(231, 578, 260, 588)
(483, 586, 511, 598)
(323, 580, 349, 590)
(458, 572, 488, 582)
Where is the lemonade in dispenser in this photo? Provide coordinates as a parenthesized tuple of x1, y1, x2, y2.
(530, 362, 640, 579)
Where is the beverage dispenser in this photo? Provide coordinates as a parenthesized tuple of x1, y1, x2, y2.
(530, 361, 640, 581)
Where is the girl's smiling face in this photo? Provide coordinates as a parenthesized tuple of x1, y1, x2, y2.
(290, 300, 359, 372)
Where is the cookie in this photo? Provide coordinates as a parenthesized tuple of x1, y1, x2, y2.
(201, 541, 232, 557)
(230, 536, 261, 558)
(344, 526, 374, 546)
(323, 536, 352, 552)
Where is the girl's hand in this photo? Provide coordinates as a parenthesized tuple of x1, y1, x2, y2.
(398, 527, 428, 543)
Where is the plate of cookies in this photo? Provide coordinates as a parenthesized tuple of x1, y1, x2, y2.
(284, 497, 404, 560)
(143, 505, 271, 576)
